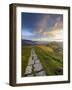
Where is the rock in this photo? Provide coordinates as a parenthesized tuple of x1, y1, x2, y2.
(36, 71, 46, 76)
(34, 59, 40, 64)
(34, 63, 43, 72)
(24, 48, 46, 76)
(28, 57, 34, 65)
(25, 65, 32, 74)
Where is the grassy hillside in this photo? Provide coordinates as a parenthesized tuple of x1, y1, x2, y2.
(21, 45, 32, 76)
(35, 44, 63, 75)
(21, 42, 63, 76)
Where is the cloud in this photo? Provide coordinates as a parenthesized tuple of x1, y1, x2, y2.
(52, 18, 63, 30)
(33, 15, 63, 41)
(33, 15, 49, 34)
(33, 15, 63, 35)
(22, 14, 63, 41)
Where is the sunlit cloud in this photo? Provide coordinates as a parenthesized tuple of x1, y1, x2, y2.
(22, 13, 63, 41)
(32, 15, 63, 41)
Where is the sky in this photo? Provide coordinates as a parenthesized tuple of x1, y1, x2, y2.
(21, 12, 63, 41)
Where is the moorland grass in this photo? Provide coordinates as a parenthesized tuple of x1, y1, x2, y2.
(22, 45, 32, 76)
(35, 45, 63, 76)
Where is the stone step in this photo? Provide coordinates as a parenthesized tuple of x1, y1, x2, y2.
(24, 48, 46, 76)
(25, 65, 32, 74)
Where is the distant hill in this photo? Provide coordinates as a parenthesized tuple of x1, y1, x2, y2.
(22, 39, 63, 46)
(22, 39, 35, 45)
(22, 39, 50, 45)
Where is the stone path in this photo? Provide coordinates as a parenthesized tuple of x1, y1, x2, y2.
(24, 48, 46, 76)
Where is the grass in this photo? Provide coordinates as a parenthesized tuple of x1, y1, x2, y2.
(38, 45, 54, 53)
(21, 45, 32, 77)
(35, 45, 63, 75)
(21, 42, 63, 76)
